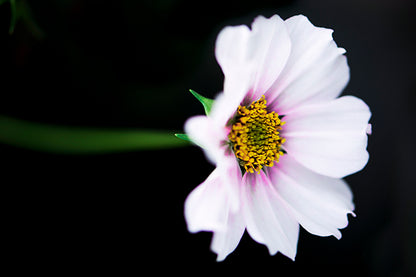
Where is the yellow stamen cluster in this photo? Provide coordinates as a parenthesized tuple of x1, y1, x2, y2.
(228, 95, 285, 174)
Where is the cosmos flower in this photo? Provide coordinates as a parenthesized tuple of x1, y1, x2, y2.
(183, 14, 371, 261)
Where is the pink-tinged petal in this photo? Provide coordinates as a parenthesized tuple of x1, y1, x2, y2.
(366, 123, 372, 135)
(185, 159, 244, 261)
(211, 210, 245, 262)
(242, 171, 299, 260)
(267, 15, 349, 114)
(217, 153, 243, 213)
(184, 169, 229, 233)
(267, 155, 355, 239)
(184, 115, 227, 165)
(283, 96, 371, 178)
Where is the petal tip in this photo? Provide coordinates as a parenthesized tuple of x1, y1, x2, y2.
(366, 123, 372, 135)
(334, 231, 342, 240)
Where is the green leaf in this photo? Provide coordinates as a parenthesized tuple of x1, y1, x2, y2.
(0, 116, 189, 154)
(174, 133, 192, 142)
(189, 89, 214, 115)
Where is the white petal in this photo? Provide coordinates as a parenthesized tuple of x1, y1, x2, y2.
(214, 15, 291, 124)
(267, 155, 355, 239)
(215, 24, 252, 81)
(210, 92, 243, 128)
(282, 96, 371, 178)
(211, 210, 245, 262)
(267, 15, 349, 114)
(246, 15, 291, 101)
(184, 115, 227, 165)
(214, 25, 253, 126)
(184, 169, 229, 233)
(242, 171, 299, 260)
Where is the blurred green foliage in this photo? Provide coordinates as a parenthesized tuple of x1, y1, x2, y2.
(0, 0, 44, 36)
(0, 0, 15, 34)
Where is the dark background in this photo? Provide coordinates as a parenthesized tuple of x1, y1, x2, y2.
(1, 0, 415, 275)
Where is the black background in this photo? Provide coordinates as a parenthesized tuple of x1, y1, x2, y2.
(1, 0, 415, 275)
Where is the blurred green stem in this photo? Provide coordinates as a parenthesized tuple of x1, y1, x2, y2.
(0, 116, 189, 154)
(8, 0, 16, 34)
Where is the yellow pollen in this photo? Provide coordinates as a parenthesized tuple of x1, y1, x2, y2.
(228, 95, 286, 174)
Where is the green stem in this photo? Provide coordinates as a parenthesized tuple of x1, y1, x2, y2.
(0, 116, 189, 154)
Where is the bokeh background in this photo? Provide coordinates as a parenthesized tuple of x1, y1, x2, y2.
(1, 0, 415, 275)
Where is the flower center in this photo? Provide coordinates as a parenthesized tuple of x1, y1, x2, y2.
(228, 95, 285, 174)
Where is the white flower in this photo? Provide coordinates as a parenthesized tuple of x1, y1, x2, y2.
(183, 14, 371, 261)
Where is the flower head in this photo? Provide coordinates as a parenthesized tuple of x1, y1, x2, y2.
(184, 14, 371, 261)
